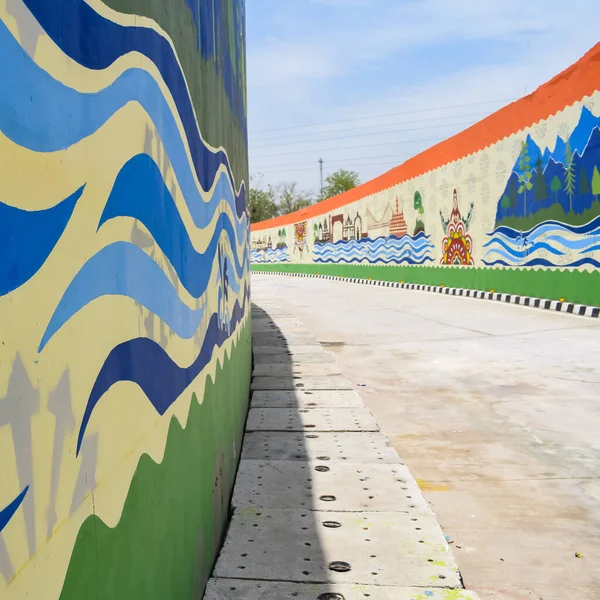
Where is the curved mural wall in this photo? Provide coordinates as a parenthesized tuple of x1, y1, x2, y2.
(251, 44, 600, 307)
(0, 1, 250, 598)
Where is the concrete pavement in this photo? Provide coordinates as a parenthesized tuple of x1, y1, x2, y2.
(205, 295, 480, 599)
(243, 274, 600, 600)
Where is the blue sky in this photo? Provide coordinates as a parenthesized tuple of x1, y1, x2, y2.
(245, 0, 598, 194)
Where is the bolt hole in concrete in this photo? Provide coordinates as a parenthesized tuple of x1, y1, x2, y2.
(320, 495, 336, 502)
(295, 383, 304, 388)
(318, 594, 345, 600)
(306, 434, 319, 439)
(315, 466, 330, 472)
(329, 561, 352, 573)
(317, 456, 330, 461)
(323, 521, 341, 528)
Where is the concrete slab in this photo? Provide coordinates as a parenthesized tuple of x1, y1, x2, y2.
(253, 351, 335, 364)
(253, 362, 343, 377)
(252, 318, 305, 329)
(246, 407, 380, 432)
(232, 460, 429, 511)
(253, 331, 318, 344)
(251, 390, 365, 408)
(251, 375, 354, 391)
(241, 431, 401, 463)
(253, 344, 323, 355)
(213, 508, 461, 587)
(250, 275, 600, 599)
(205, 579, 481, 600)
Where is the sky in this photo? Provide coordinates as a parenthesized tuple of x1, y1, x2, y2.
(245, 0, 599, 196)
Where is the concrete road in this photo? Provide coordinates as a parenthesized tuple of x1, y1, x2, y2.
(251, 274, 600, 600)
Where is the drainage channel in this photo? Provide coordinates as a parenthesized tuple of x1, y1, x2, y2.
(204, 302, 480, 600)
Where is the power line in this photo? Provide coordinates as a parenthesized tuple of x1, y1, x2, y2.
(252, 153, 418, 175)
(250, 97, 516, 136)
(252, 135, 445, 159)
(250, 116, 478, 149)
(253, 159, 406, 176)
(250, 110, 492, 144)
(251, 152, 416, 171)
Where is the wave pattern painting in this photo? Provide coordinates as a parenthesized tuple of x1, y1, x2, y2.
(483, 216, 600, 267)
(312, 234, 435, 264)
(250, 247, 290, 263)
(0, 1, 248, 598)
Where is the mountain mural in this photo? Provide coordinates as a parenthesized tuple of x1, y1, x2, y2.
(494, 106, 600, 229)
(484, 106, 600, 268)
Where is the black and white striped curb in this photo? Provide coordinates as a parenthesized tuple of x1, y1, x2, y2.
(252, 270, 600, 319)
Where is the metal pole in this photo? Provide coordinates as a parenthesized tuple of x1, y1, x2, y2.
(319, 158, 323, 199)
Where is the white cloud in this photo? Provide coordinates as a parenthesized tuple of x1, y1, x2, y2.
(247, 0, 599, 191)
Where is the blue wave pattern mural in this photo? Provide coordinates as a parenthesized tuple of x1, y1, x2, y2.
(250, 247, 290, 263)
(0, 186, 84, 296)
(0, 488, 29, 533)
(76, 283, 250, 455)
(0, 0, 249, 571)
(0, 19, 247, 220)
(22, 0, 247, 178)
(483, 217, 600, 268)
(312, 234, 435, 264)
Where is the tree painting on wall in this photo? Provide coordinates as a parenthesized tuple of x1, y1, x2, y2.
(413, 190, 425, 235)
(483, 106, 600, 268)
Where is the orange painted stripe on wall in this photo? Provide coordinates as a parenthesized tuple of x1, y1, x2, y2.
(251, 42, 600, 232)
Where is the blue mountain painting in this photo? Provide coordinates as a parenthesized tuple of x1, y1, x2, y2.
(494, 106, 600, 227)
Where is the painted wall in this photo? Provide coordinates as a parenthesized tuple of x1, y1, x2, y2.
(0, 1, 250, 598)
(251, 44, 600, 307)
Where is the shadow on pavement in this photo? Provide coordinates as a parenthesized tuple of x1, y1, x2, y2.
(205, 300, 342, 598)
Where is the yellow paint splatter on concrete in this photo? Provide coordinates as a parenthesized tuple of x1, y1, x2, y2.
(416, 479, 451, 492)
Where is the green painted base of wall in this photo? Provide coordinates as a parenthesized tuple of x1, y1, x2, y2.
(252, 264, 600, 307)
(59, 322, 252, 600)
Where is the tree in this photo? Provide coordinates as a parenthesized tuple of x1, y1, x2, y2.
(248, 187, 278, 223)
(517, 141, 533, 216)
(508, 177, 518, 208)
(501, 194, 511, 218)
(533, 154, 547, 201)
(564, 140, 576, 212)
(276, 182, 312, 215)
(593, 166, 600, 201)
(579, 165, 591, 195)
(413, 190, 424, 214)
(320, 169, 360, 200)
(550, 175, 562, 201)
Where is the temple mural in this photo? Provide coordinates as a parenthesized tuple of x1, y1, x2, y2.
(440, 190, 474, 265)
(312, 198, 435, 265)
